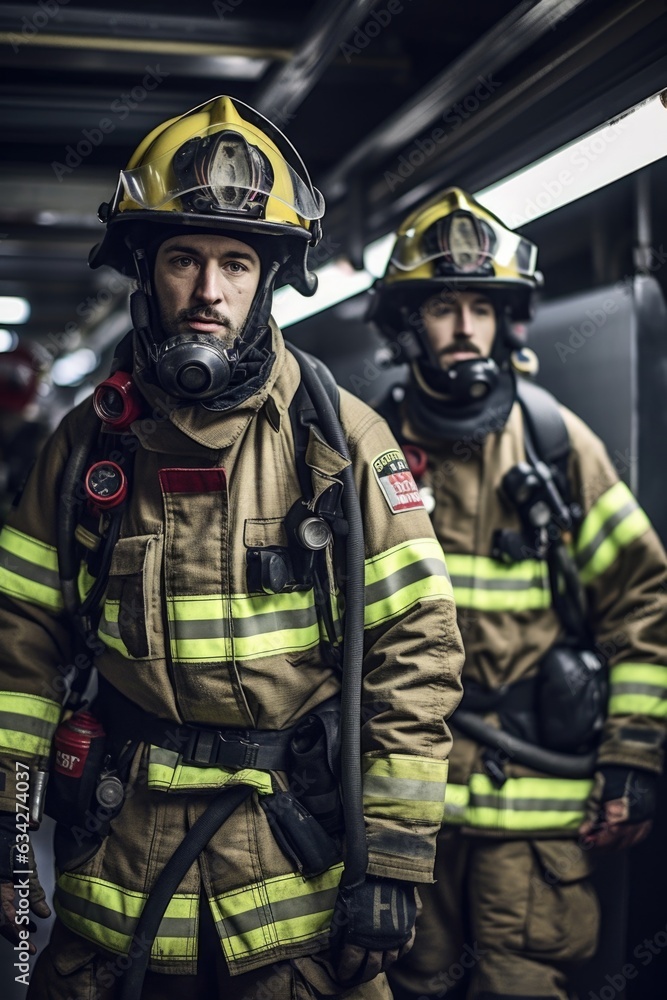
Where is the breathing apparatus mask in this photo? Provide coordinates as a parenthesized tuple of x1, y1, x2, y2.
(89, 95, 324, 422)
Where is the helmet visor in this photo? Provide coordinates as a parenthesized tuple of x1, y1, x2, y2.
(117, 123, 325, 222)
(391, 210, 537, 280)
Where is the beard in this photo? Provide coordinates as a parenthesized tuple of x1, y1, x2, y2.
(159, 305, 242, 343)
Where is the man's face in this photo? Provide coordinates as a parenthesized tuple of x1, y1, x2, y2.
(420, 290, 497, 368)
(153, 233, 261, 343)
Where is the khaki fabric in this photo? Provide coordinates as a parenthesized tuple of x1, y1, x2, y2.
(29, 917, 394, 1000)
(397, 398, 667, 819)
(0, 322, 464, 975)
(388, 828, 599, 999)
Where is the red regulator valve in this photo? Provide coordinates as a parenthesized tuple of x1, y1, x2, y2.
(85, 460, 128, 511)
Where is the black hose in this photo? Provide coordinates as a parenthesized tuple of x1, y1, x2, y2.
(119, 784, 252, 1000)
(57, 415, 102, 616)
(287, 344, 368, 887)
(451, 711, 596, 778)
(78, 511, 122, 618)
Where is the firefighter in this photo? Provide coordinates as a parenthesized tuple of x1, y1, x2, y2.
(369, 188, 667, 1000)
(0, 99, 464, 999)
(0, 342, 50, 525)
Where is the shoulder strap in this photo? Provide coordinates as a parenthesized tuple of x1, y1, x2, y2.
(375, 384, 405, 444)
(516, 378, 571, 501)
(287, 348, 340, 501)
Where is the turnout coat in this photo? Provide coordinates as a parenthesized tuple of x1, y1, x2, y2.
(0, 326, 464, 975)
(391, 395, 667, 839)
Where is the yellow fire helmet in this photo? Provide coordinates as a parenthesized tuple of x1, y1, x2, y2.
(370, 187, 539, 336)
(89, 96, 325, 296)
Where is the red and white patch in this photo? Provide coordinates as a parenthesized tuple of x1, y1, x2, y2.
(372, 449, 424, 514)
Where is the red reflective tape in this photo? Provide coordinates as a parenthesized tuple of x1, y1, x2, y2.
(159, 468, 226, 494)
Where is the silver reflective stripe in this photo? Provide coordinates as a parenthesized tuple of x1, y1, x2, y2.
(365, 556, 448, 607)
(575, 499, 637, 570)
(612, 683, 665, 697)
(0, 549, 61, 590)
(216, 885, 338, 940)
(55, 884, 195, 940)
(171, 604, 318, 640)
(0, 710, 57, 741)
(449, 574, 544, 592)
(364, 774, 446, 802)
(471, 795, 587, 812)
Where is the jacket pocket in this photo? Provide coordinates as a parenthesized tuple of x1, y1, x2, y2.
(100, 533, 163, 660)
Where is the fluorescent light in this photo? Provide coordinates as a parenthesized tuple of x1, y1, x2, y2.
(273, 233, 396, 329)
(275, 91, 667, 327)
(0, 329, 18, 352)
(0, 297, 30, 324)
(52, 348, 98, 387)
(273, 260, 374, 328)
(476, 92, 667, 227)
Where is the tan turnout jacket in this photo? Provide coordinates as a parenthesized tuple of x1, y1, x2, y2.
(0, 326, 464, 974)
(395, 395, 667, 837)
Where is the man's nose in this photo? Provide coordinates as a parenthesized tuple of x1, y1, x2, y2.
(194, 263, 223, 303)
(456, 306, 475, 336)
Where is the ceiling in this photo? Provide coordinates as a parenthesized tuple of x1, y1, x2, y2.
(1, 0, 667, 413)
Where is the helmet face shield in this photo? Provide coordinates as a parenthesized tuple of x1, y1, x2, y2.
(91, 96, 324, 296)
(390, 209, 537, 282)
(116, 122, 325, 222)
(369, 188, 541, 344)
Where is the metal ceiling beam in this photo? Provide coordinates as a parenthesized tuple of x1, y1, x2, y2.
(252, 0, 379, 122)
(0, 5, 294, 49)
(363, 0, 664, 230)
(322, 0, 591, 199)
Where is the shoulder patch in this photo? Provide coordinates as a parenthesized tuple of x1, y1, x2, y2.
(372, 449, 424, 514)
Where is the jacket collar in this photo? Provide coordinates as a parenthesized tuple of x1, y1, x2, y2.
(130, 319, 295, 455)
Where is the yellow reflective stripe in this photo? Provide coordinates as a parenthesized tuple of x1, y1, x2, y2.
(146, 745, 273, 795)
(0, 691, 61, 757)
(446, 553, 550, 611)
(0, 525, 63, 610)
(443, 782, 468, 825)
(78, 562, 97, 602)
(609, 663, 667, 718)
(211, 863, 343, 962)
(364, 537, 453, 628)
(442, 775, 592, 831)
(576, 482, 650, 583)
(363, 754, 448, 824)
(98, 599, 134, 658)
(55, 872, 198, 961)
(167, 591, 321, 663)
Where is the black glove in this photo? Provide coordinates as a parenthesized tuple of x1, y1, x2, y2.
(0, 811, 51, 954)
(597, 766, 657, 822)
(580, 766, 657, 851)
(330, 875, 417, 987)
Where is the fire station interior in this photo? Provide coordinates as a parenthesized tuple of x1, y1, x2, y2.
(1, 0, 667, 996)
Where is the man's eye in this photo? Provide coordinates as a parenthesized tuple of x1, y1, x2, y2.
(173, 256, 194, 268)
(226, 261, 246, 273)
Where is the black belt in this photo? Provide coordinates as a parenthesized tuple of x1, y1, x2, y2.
(97, 677, 297, 771)
(149, 720, 295, 770)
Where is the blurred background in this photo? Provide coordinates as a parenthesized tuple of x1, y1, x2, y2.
(1, 0, 667, 996)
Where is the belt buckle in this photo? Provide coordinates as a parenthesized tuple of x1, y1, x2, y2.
(218, 729, 260, 768)
(182, 727, 217, 766)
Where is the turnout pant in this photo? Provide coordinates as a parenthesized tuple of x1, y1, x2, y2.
(27, 899, 393, 999)
(388, 827, 599, 1000)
